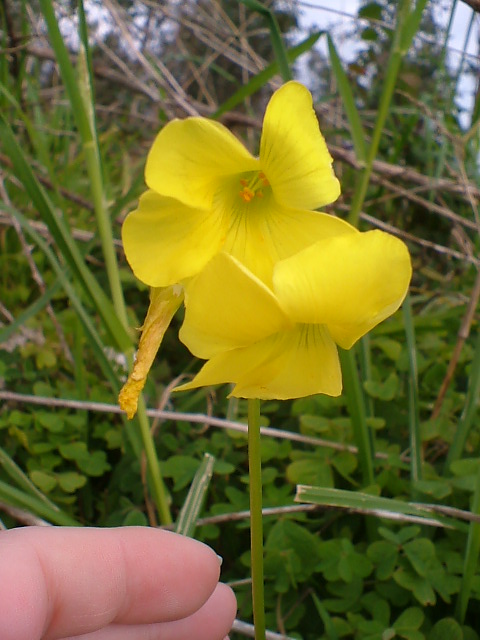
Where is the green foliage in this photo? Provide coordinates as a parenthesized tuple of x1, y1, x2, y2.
(0, 0, 479, 638)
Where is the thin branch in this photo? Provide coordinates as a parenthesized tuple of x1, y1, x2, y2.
(0, 390, 393, 460)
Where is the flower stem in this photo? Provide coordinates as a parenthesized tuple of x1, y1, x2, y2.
(247, 398, 266, 640)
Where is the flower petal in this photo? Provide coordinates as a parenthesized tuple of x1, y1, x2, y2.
(176, 324, 342, 400)
(180, 253, 290, 359)
(216, 176, 357, 286)
(274, 230, 412, 349)
(122, 190, 226, 287)
(146, 118, 259, 209)
(119, 286, 184, 419)
(260, 82, 341, 210)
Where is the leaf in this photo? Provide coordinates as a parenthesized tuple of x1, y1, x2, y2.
(36, 412, 65, 433)
(57, 471, 87, 493)
(358, 2, 383, 19)
(394, 607, 424, 631)
(58, 442, 110, 477)
(403, 538, 436, 577)
(287, 458, 334, 487)
(394, 567, 436, 606)
(162, 455, 201, 491)
(266, 519, 321, 586)
(30, 470, 57, 493)
(367, 540, 398, 580)
(364, 372, 399, 401)
(427, 618, 463, 640)
(122, 510, 149, 526)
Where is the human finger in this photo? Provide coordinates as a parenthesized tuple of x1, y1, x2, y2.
(0, 526, 222, 640)
(61, 582, 237, 640)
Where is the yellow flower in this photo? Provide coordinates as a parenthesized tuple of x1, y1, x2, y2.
(120, 81, 348, 417)
(176, 230, 412, 400)
(122, 81, 345, 289)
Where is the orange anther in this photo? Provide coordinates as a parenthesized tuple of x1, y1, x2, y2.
(240, 187, 255, 202)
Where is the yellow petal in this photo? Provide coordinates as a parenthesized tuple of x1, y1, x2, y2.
(119, 286, 184, 419)
(122, 190, 226, 287)
(216, 177, 357, 286)
(146, 118, 259, 209)
(260, 82, 341, 210)
(274, 230, 412, 349)
(180, 253, 290, 359)
(176, 324, 342, 400)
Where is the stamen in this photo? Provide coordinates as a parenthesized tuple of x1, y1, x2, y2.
(259, 172, 269, 186)
(238, 172, 269, 203)
(240, 186, 255, 203)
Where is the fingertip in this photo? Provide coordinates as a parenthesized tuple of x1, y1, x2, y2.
(213, 583, 237, 638)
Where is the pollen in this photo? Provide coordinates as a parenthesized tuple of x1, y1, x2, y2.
(259, 172, 269, 186)
(238, 171, 269, 203)
(240, 186, 255, 202)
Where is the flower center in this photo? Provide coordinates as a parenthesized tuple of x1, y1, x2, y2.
(239, 171, 270, 203)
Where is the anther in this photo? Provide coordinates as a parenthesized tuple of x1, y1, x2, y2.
(240, 187, 255, 203)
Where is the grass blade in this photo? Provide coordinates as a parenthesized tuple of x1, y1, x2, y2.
(7, 207, 122, 393)
(348, 0, 429, 227)
(0, 446, 63, 512)
(39, 0, 129, 330)
(0, 479, 80, 526)
(446, 330, 480, 469)
(0, 115, 132, 352)
(402, 293, 422, 492)
(455, 463, 480, 622)
(175, 453, 215, 537)
(312, 593, 339, 640)
(238, 0, 292, 81)
(214, 32, 322, 118)
(327, 34, 367, 163)
(295, 486, 468, 531)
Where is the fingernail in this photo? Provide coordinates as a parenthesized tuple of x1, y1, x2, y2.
(216, 553, 223, 566)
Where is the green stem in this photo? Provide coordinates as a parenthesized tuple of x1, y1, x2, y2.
(137, 395, 172, 525)
(248, 398, 266, 640)
(340, 348, 375, 487)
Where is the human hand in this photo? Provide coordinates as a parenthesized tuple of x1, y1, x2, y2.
(0, 525, 236, 640)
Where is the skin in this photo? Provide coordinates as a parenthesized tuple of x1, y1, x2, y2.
(0, 526, 237, 640)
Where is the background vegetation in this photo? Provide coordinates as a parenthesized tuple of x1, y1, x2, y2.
(0, 0, 479, 638)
